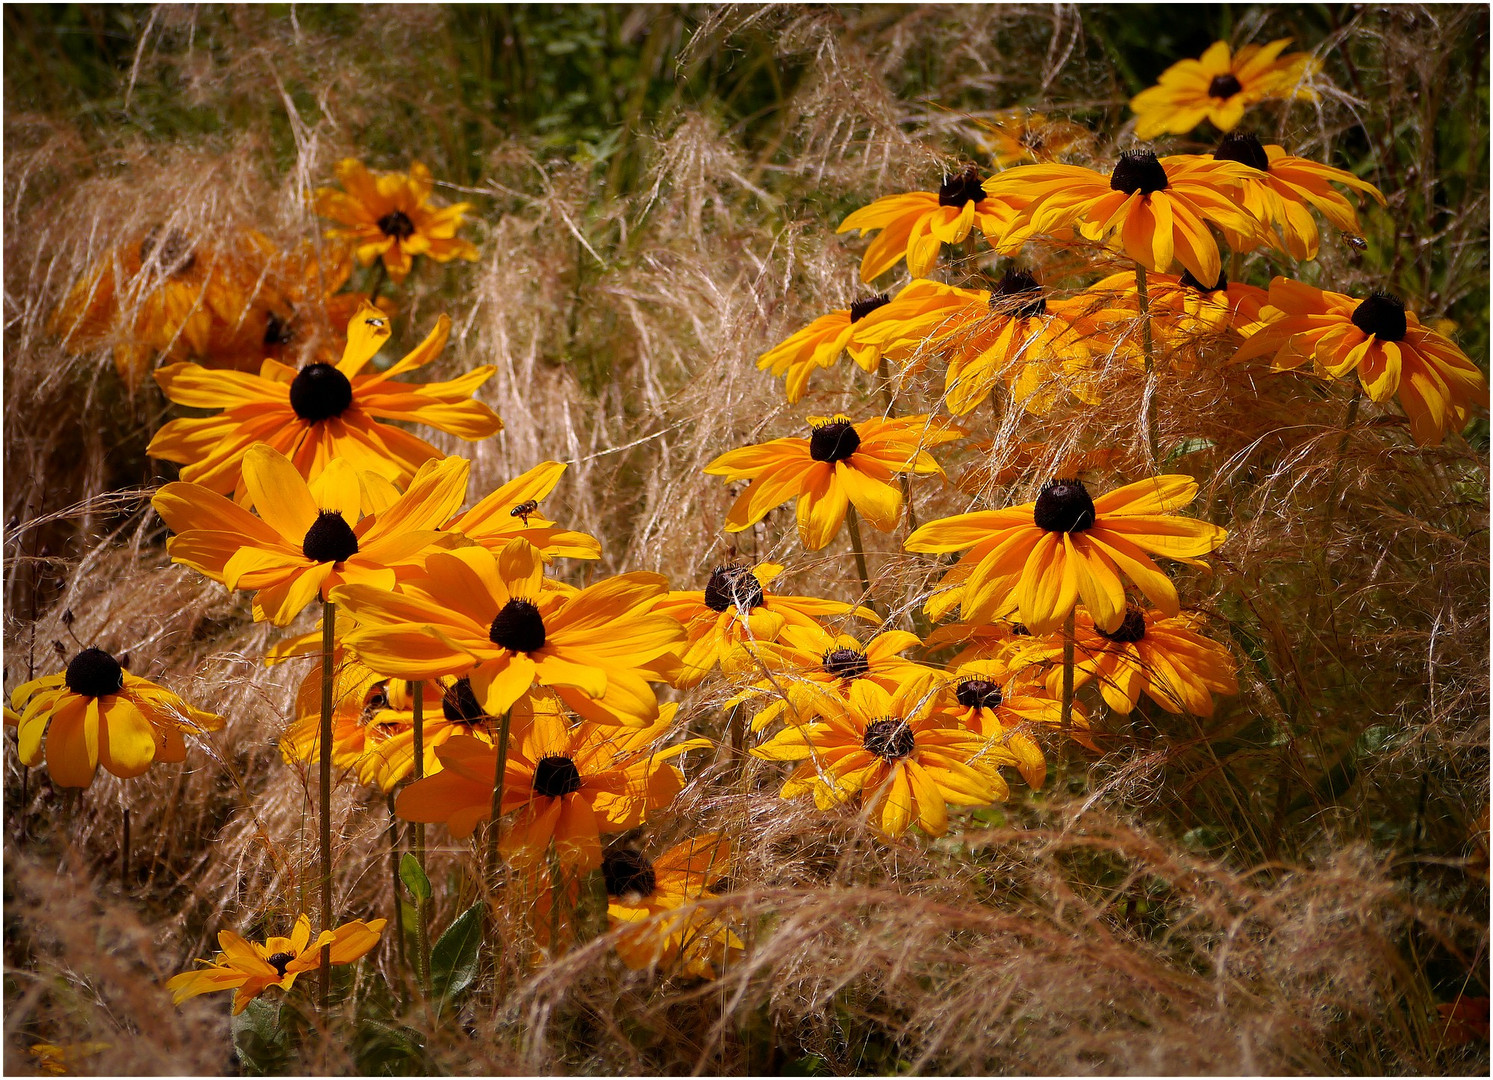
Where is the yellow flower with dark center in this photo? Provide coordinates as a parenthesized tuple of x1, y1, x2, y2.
(333, 539, 682, 721)
(155, 447, 462, 625)
(602, 835, 744, 979)
(756, 293, 902, 403)
(1129, 38, 1318, 140)
(10, 648, 223, 789)
(1234, 278, 1490, 445)
(147, 303, 502, 500)
(1086, 267, 1270, 367)
(314, 159, 479, 282)
(395, 705, 705, 869)
(837, 166, 1032, 281)
(937, 660, 1067, 787)
(859, 271, 1104, 416)
(972, 110, 1092, 168)
(654, 562, 880, 688)
(988, 152, 1266, 286)
(441, 460, 602, 561)
(1199, 132, 1386, 260)
(923, 619, 1039, 674)
(705, 414, 962, 551)
(167, 915, 385, 1016)
(752, 674, 1015, 838)
(1016, 605, 1239, 717)
(904, 475, 1228, 635)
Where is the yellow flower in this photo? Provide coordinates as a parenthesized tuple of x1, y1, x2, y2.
(167, 915, 385, 1015)
(1234, 278, 1490, 445)
(936, 660, 1066, 786)
(603, 835, 744, 979)
(904, 475, 1228, 635)
(28, 1042, 111, 1076)
(756, 293, 901, 403)
(147, 303, 502, 501)
(654, 562, 879, 688)
(1086, 267, 1270, 368)
(972, 109, 1092, 168)
(314, 159, 479, 282)
(705, 414, 962, 551)
(333, 539, 682, 721)
(154, 447, 462, 625)
(988, 152, 1266, 286)
(1129, 38, 1318, 140)
(752, 674, 1014, 838)
(837, 166, 1031, 281)
(441, 460, 602, 561)
(11, 648, 223, 789)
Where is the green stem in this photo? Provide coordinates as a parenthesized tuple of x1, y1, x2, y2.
(484, 708, 514, 982)
(318, 600, 336, 1008)
(1134, 263, 1159, 465)
(412, 681, 431, 996)
(845, 505, 879, 616)
(1059, 609, 1076, 772)
(1323, 385, 1363, 534)
(386, 794, 408, 989)
(121, 805, 130, 890)
(367, 259, 388, 303)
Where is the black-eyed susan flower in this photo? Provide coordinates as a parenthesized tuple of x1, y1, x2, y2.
(314, 159, 478, 282)
(756, 293, 901, 403)
(972, 109, 1092, 168)
(441, 460, 602, 561)
(1129, 38, 1318, 140)
(333, 539, 682, 720)
(837, 166, 1031, 281)
(154, 447, 462, 626)
(936, 661, 1069, 785)
(904, 475, 1229, 635)
(753, 674, 1014, 838)
(923, 619, 1038, 674)
(1016, 605, 1239, 717)
(705, 414, 962, 551)
(10, 647, 223, 789)
(1234, 278, 1490, 445)
(1203, 132, 1386, 260)
(1086, 267, 1270, 366)
(654, 562, 879, 688)
(988, 152, 1265, 286)
(167, 915, 385, 1016)
(395, 705, 705, 870)
(147, 303, 502, 500)
(603, 835, 744, 979)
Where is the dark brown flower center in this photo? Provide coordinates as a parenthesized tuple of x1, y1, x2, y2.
(809, 419, 861, 463)
(288, 363, 355, 422)
(863, 718, 915, 761)
(602, 848, 657, 898)
(1096, 606, 1148, 644)
(1032, 478, 1096, 533)
(377, 210, 416, 240)
(64, 647, 124, 698)
(703, 565, 765, 613)
(266, 951, 296, 977)
(1350, 292, 1407, 343)
(848, 294, 891, 323)
(938, 165, 987, 208)
(989, 267, 1047, 318)
(442, 677, 488, 724)
(488, 599, 546, 653)
(1179, 267, 1228, 293)
(821, 647, 870, 680)
(264, 312, 296, 347)
(1109, 151, 1169, 195)
(533, 754, 583, 798)
(1213, 131, 1270, 172)
(956, 678, 1003, 710)
(1208, 73, 1244, 100)
(302, 511, 360, 564)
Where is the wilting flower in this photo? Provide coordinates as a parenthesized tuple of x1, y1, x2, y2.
(837, 166, 1030, 281)
(753, 675, 1015, 838)
(705, 414, 961, 551)
(441, 460, 602, 561)
(1234, 278, 1489, 445)
(756, 293, 902, 403)
(148, 303, 502, 500)
(1016, 605, 1239, 717)
(905, 475, 1229, 635)
(988, 151, 1265, 286)
(334, 539, 682, 721)
(1129, 38, 1318, 140)
(10, 647, 223, 789)
(602, 835, 744, 978)
(154, 448, 462, 625)
(314, 159, 479, 282)
(972, 109, 1092, 168)
(395, 704, 705, 869)
(167, 915, 385, 1015)
(655, 562, 879, 688)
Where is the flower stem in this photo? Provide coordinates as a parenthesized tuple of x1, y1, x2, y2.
(318, 599, 336, 1008)
(483, 708, 514, 980)
(845, 505, 879, 616)
(1134, 263, 1159, 466)
(367, 259, 388, 303)
(411, 681, 431, 996)
(121, 805, 130, 890)
(1059, 609, 1076, 770)
(385, 794, 408, 990)
(1324, 385, 1363, 533)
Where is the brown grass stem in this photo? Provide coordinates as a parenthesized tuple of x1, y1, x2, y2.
(317, 599, 335, 1008)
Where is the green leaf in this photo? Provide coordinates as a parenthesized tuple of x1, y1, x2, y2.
(399, 853, 431, 904)
(231, 996, 296, 1076)
(430, 902, 484, 1007)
